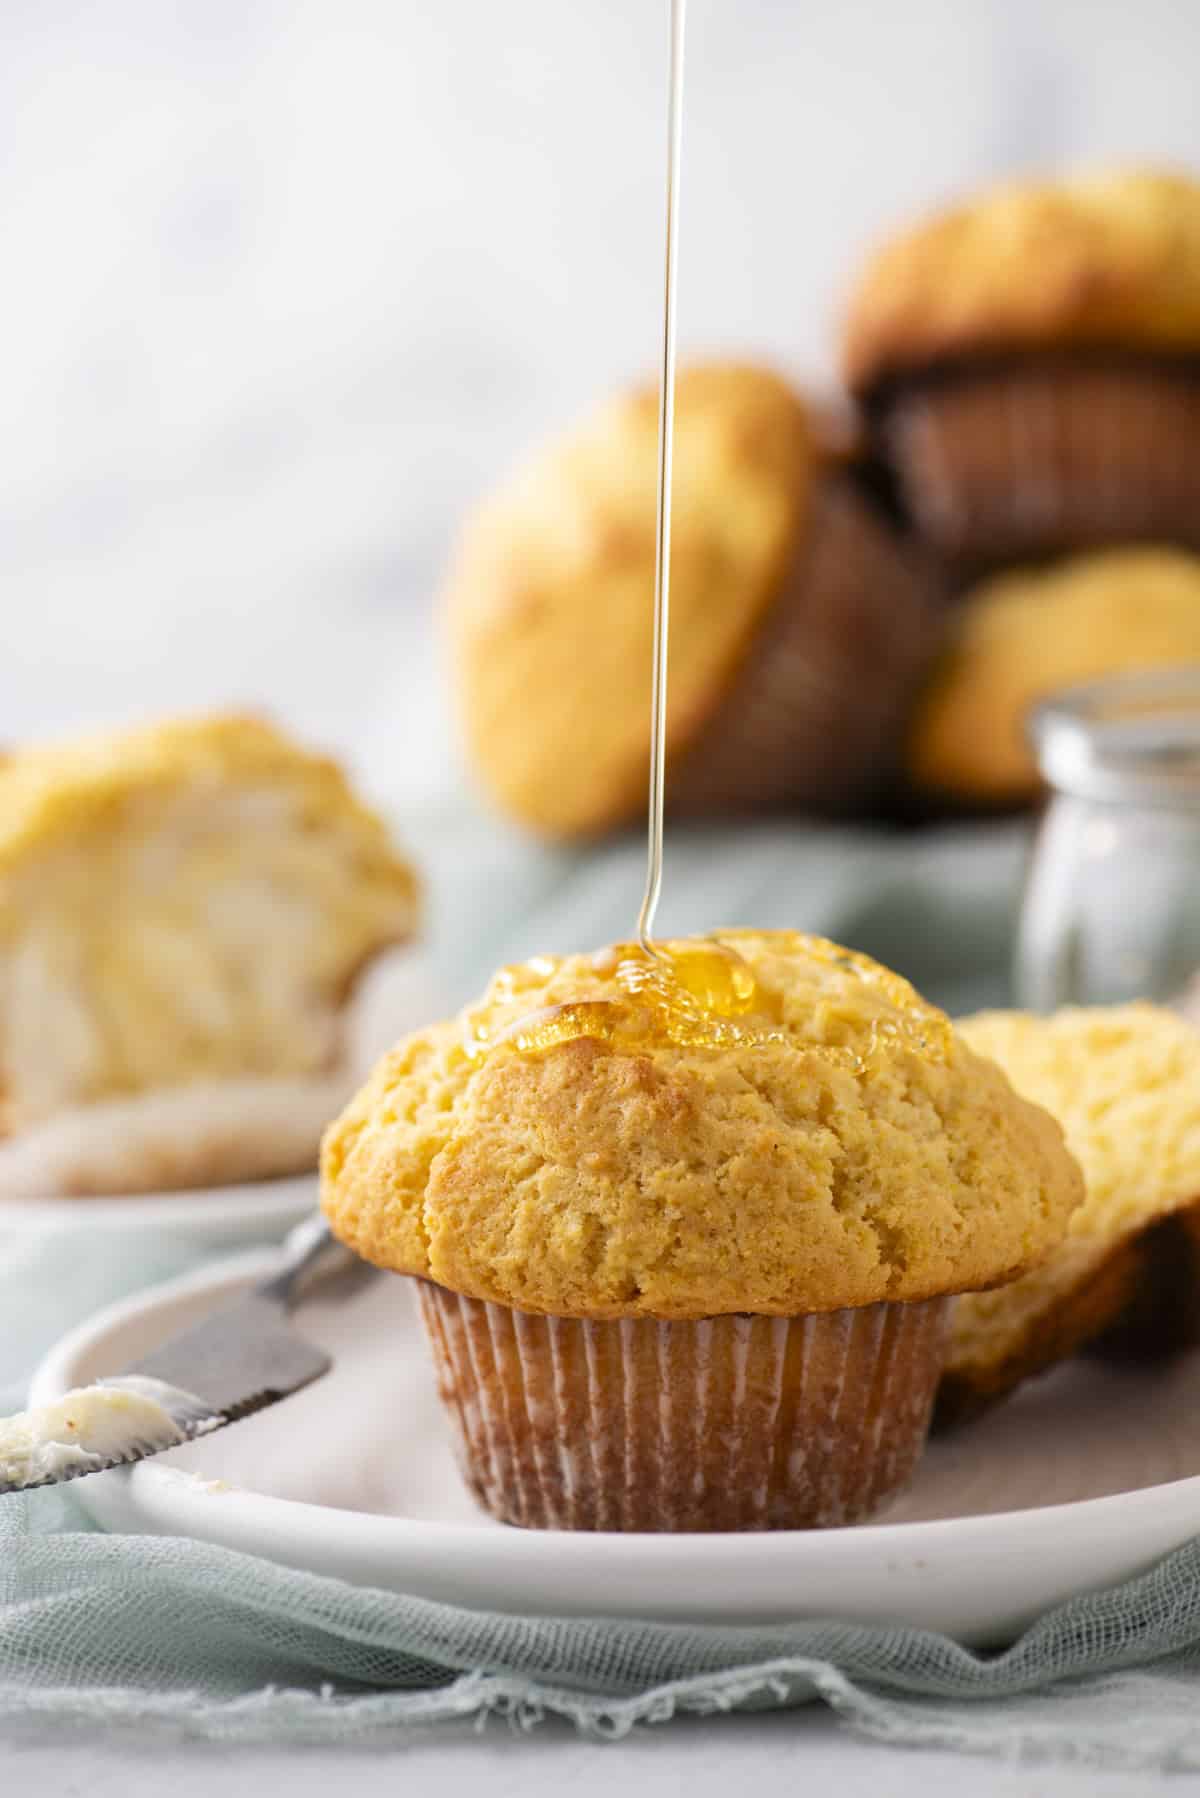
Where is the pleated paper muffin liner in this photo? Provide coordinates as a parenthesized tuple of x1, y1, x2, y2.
(665, 476, 944, 818)
(416, 1282, 951, 1532)
(879, 360, 1200, 568)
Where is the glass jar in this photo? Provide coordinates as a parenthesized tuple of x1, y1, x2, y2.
(1015, 669, 1200, 1014)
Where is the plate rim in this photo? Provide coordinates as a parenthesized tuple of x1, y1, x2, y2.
(0, 1173, 317, 1231)
(28, 1248, 1200, 1560)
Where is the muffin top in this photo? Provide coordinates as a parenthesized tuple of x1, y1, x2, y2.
(952, 1004, 1200, 1381)
(0, 712, 412, 880)
(446, 362, 814, 837)
(908, 547, 1200, 804)
(321, 929, 1082, 1319)
(0, 712, 418, 1134)
(843, 167, 1200, 390)
(960, 1004, 1200, 1242)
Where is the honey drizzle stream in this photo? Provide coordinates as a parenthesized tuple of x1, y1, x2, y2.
(464, 0, 783, 1060)
(636, 0, 687, 963)
(459, 2, 954, 1069)
(464, 0, 820, 1062)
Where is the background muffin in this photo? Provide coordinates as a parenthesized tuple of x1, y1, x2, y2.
(906, 547, 1200, 808)
(943, 1004, 1200, 1424)
(446, 362, 942, 838)
(323, 929, 1081, 1531)
(844, 168, 1200, 566)
(0, 713, 418, 1197)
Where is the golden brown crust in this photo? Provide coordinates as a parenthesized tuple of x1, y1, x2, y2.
(445, 363, 814, 837)
(936, 1236, 1142, 1428)
(843, 168, 1200, 390)
(0, 713, 419, 1143)
(946, 1004, 1200, 1416)
(907, 548, 1200, 805)
(1090, 1200, 1200, 1360)
(0, 712, 411, 882)
(322, 930, 1081, 1319)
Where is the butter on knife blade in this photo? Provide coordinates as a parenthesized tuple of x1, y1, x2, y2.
(0, 1377, 221, 1491)
(0, 1214, 370, 1497)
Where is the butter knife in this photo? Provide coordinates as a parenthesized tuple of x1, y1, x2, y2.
(0, 1214, 372, 1495)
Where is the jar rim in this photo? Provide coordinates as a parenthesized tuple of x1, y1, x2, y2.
(1030, 667, 1200, 807)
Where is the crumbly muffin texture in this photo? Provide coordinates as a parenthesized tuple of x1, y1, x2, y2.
(948, 1004, 1200, 1412)
(446, 363, 813, 837)
(0, 713, 418, 1139)
(907, 548, 1200, 804)
(843, 168, 1200, 389)
(322, 930, 1081, 1319)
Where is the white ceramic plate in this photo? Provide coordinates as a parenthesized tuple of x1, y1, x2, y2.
(0, 1175, 315, 1244)
(30, 1253, 1200, 1648)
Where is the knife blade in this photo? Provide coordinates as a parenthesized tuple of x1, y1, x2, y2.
(0, 1213, 374, 1495)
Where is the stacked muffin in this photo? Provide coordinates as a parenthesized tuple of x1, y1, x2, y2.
(844, 167, 1200, 812)
(447, 168, 1200, 831)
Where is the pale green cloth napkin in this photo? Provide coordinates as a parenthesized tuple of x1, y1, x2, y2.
(5, 816, 1200, 1771)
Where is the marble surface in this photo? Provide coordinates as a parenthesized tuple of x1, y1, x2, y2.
(0, 1720, 1175, 1797)
(4, 0, 1200, 811)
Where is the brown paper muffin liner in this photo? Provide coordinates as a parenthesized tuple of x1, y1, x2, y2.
(665, 475, 944, 818)
(1088, 1199, 1200, 1363)
(878, 359, 1200, 567)
(416, 1281, 950, 1532)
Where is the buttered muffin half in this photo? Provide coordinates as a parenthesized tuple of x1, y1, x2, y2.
(0, 713, 418, 1197)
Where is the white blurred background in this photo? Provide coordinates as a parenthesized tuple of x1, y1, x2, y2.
(4, 0, 1199, 813)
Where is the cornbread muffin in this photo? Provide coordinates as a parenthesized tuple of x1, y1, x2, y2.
(943, 1004, 1200, 1424)
(0, 713, 418, 1198)
(323, 930, 1081, 1531)
(907, 548, 1200, 807)
(447, 362, 941, 837)
(844, 168, 1200, 563)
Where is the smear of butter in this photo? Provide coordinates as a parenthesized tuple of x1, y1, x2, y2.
(172, 1470, 234, 1495)
(0, 1377, 218, 1488)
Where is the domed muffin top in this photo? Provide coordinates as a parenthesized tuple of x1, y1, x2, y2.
(322, 929, 1082, 1319)
(843, 168, 1200, 390)
(445, 362, 814, 837)
(907, 547, 1200, 804)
